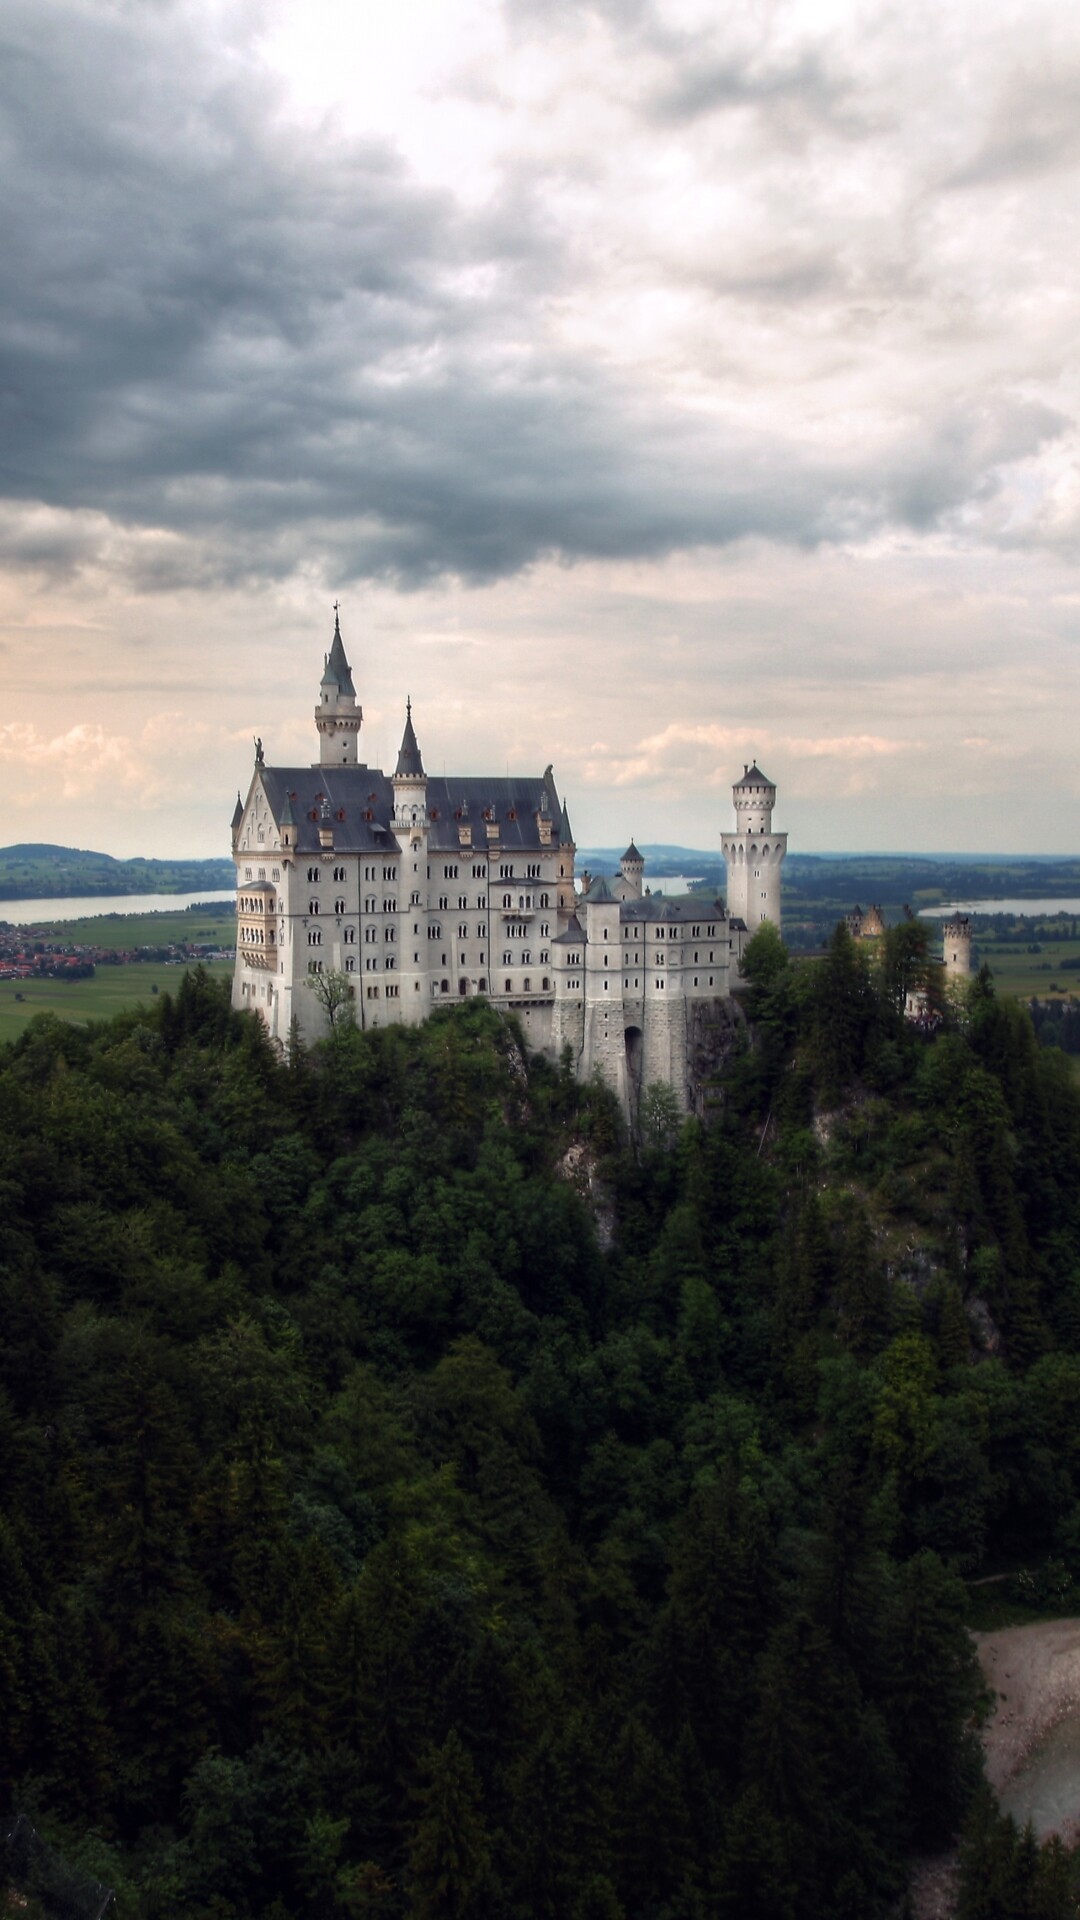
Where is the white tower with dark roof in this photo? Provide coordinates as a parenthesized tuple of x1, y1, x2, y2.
(721, 763, 787, 933)
(316, 608, 362, 767)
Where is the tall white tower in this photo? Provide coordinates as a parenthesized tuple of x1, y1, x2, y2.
(721, 763, 788, 931)
(942, 913, 973, 983)
(315, 608, 362, 767)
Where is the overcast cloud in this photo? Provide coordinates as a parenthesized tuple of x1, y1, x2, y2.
(3, 0, 1080, 855)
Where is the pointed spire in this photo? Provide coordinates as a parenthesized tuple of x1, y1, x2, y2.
(395, 697, 425, 779)
(279, 789, 296, 827)
(559, 795, 574, 845)
(321, 604, 356, 696)
(231, 790, 243, 831)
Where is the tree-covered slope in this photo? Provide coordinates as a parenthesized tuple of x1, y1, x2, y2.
(0, 843, 233, 901)
(2, 957, 1080, 1917)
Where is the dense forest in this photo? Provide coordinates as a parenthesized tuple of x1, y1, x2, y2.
(0, 844, 233, 901)
(3, 930, 1080, 1917)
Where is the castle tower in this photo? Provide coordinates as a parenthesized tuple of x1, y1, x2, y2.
(619, 841, 645, 898)
(392, 698, 426, 826)
(942, 913, 973, 982)
(721, 763, 788, 932)
(315, 608, 362, 767)
(556, 794, 577, 926)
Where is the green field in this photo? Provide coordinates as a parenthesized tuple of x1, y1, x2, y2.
(0, 959, 234, 1044)
(4, 905, 235, 949)
(984, 940, 1080, 1001)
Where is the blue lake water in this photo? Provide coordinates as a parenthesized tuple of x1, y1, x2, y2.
(921, 899, 1080, 917)
(0, 889, 235, 927)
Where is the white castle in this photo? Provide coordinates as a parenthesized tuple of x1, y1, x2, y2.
(231, 615, 788, 1116)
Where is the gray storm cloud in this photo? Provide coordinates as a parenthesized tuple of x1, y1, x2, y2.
(0, 0, 1070, 593)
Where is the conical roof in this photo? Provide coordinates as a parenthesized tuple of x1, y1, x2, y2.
(395, 698, 425, 779)
(584, 874, 617, 904)
(231, 791, 243, 830)
(735, 762, 773, 789)
(279, 789, 297, 827)
(621, 841, 643, 864)
(321, 609, 356, 697)
(559, 796, 574, 844)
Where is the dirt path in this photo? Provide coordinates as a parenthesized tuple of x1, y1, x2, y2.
(909, 1617, 1080, 1919)
(975, 1617, 1080, 1797)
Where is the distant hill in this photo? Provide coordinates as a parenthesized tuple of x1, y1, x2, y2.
(0, 843, 235, 901)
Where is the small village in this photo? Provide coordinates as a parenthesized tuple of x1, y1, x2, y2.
(0, 925, 232, 984)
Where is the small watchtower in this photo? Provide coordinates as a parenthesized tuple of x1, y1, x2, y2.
(942, 913, 973, 982)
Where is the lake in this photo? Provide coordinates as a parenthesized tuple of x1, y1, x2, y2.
(0, 889, 236, 926)
(921, 899, 1080, 917)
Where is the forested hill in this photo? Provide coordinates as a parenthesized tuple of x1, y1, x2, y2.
(3, 945, 1080, 1917)
(0, 843, 233, 900)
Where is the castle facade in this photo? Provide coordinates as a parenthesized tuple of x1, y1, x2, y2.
(231, 616, 787, 1115)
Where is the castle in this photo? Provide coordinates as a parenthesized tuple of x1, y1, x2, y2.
(231, 614, 788, 1116)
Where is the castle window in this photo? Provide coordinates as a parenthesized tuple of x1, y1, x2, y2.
(440, 979, 449, 994)
(603, 980, 608, 991)
(307, 929, 322, 946)
(344, 927, 356, 944)
(505, 979, 512, 993)
(272, 868, 280, 882)
(524, 977, 531, 991)
(459, 923, 468, 939)
(503, 893, 512, 909)
(346, 956, 356, 972)
(333, 866, 346, 881)
(365, 958, 376, 971)
(473, 864, 486, 878)
(334, 897, 346, 914)
(307, 960, 323, 974)
(386, 985, 399, 999)
(385, 957, 396, 970)
(503, 950, 513, 965)
(309, 900, 319, 915)
(244, 868, 252, 881)
(386, 899, 397, 913)
(439, 895, 448, 910)
(384, 927, 395, 942)
(478, 977, 487, 991)
(444, 864, 458, 879)
(527, 863, 540, 879)
(307, 867, 319, 882)
(540, 950, 549, 964)
(542, 977, 550, 990)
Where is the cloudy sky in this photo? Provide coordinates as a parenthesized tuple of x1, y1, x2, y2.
(3, 0, 1080, 857)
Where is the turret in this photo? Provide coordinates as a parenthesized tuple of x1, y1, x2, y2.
(732, 763, 775, 834)
(619, 841, 644, 898)
(557, 793, 577, 923)
(721, 761, 788, 932)
(231, 790, 243, 847)
(943, 913, 973, 982)
(315, 607, 362, 766)
(392, 699, 427, 829)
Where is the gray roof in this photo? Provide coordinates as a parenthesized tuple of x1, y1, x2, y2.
(621, 841, 643, 864)
(395, 701, 425, 779)
(559, 796, 574, 844)
(231, 791, 243, 830)
(255, 764, 571, 855)
(619, 894, 726, 926)
(583, 874, 618, 904)
(321, 612, 356, 697)
(735, 762, 774, 789)
(551, 914, 585, 945)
